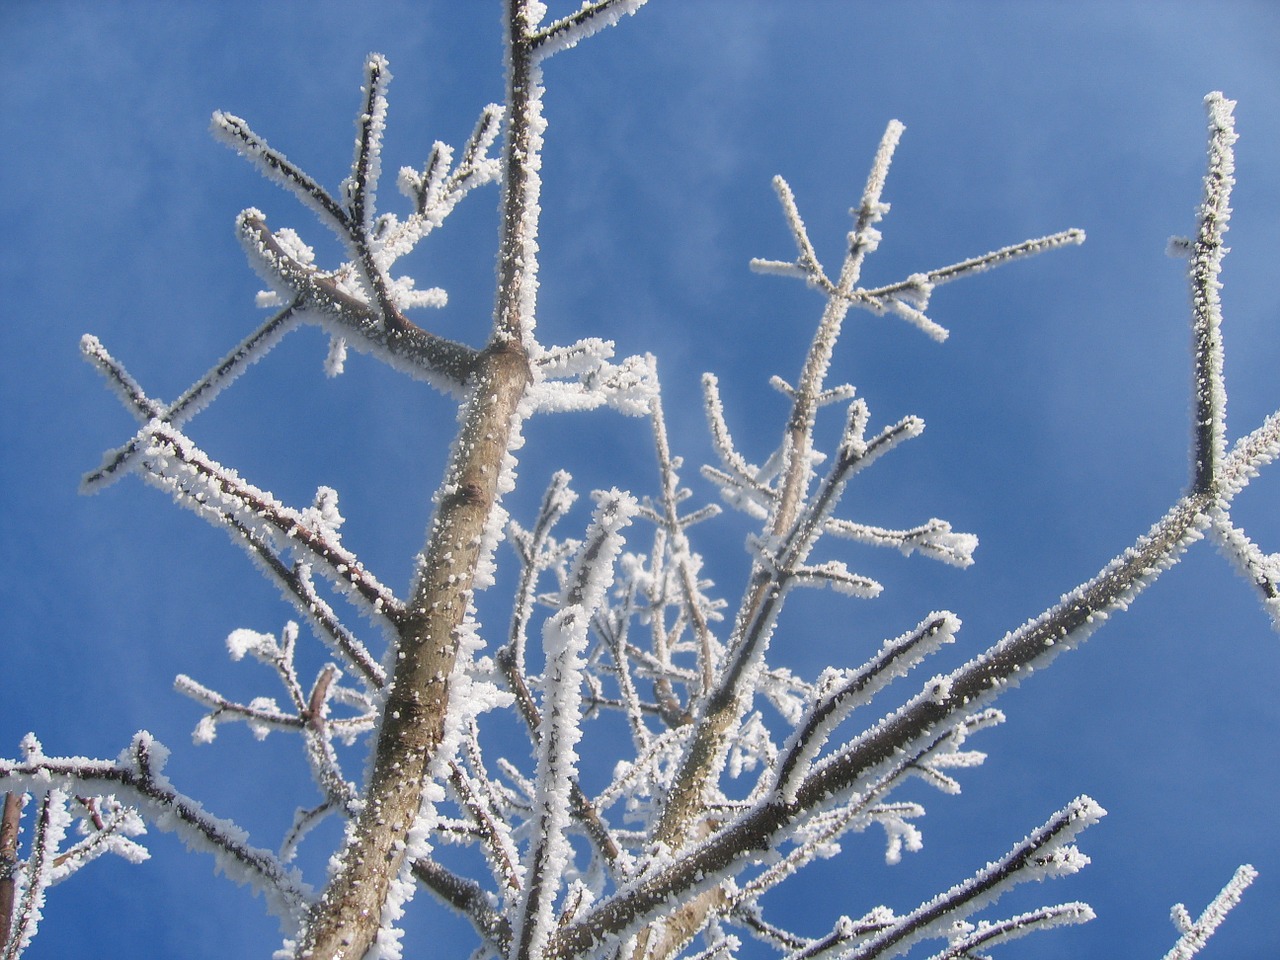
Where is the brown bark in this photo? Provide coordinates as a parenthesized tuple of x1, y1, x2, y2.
(0, 793, 20, 950)
(296, 5, 541, 957)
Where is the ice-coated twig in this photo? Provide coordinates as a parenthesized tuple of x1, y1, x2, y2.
(81, 303, 304, 490)
(749, 176, 831, 290)
(0, 737, 310, 925)
(701, 373, 775, 518)
(865, 229, 1087, 299)
(410, 858, 512, 950)
(844, 121, 904, 289)
(391, 104, 504, 259)
(79, 334, 166, 424)
(1207, 514, 1280, 628)
(497, 479, 628, 871)
(923, 903, 1095, 960)
(212, 112, 348, 228)
(448, 759, 522, 896)
(1, 792, 63, 960)
(644, 387, 725, 702)
(1, 791, 148, 960)
(1189, 93, 1236, 494)
(133, 423, 402, 623)
(44, 4, 1280, 955)
(47, 796, 148, 883)
(824, 519, 977, 568)
(345, 55, 389, 234)
(502, 471, 579, 700)
(177, 620, 374, 762)
(236, 212, 479, 389)
(778, 912, 896, 960)
(527, 0, 649, 58)
(511, 491, 637, 960)
(833, 797, 1103, 960)
(1161, 864, 1257, 960)
(213, 57, 503, 396)
(340, 54, 403, 331)
(772, 613, 959, 802)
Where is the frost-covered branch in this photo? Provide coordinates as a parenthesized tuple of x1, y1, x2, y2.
(922, 903, 1094, 960)
(527, 0, 648, 58)
(30, 5, 1279, 959)
(80, 303, 303, 489)
(1188, 93, 1235, 494)
(134, 424, 402, 622)
(0, 737, 309, 929)
(837, 798, 1103, 960)
(1161, 865, 1257, 960)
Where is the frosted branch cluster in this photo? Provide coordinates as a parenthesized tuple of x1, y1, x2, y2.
(2, 5, 1274, 960)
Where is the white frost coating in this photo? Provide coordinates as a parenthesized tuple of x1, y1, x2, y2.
(775, 613, 959, 802)
(929, 903, 1095, 960)
(844, 797, 1104, 960)
(1, 734, 311, 929)
(3, 790, 71, 960)
(824, 518, 977, 568)
(81, 301, 307, 494)
(510, 491, 636, 960)
(528, 0, 649, 61)
(210, 114, 344, 232)
(701, 373, 775, 519)
(345, 54, 391, 230)
(55, 29, 1280, 960)
(78, 335, 165, 425)
(47, 796, 149, 884)
(1188, 93, 1236, 489)
(867, 803, 924, 865)
(385, 106, 503, 265)
(302, 487, 345, 537)
(528, 345, 658, 417)
(1161, 864, 1257, 960)
(511, 604, 592, 960)
(366, 599, 512, 959)
(132, 421, 401, 623)
(1207, 514, 1280, 629)
(324, 335, 348, 377)
(227, 627, 282, 664)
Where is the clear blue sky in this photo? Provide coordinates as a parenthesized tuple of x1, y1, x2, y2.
(3, 3, 1280, 958)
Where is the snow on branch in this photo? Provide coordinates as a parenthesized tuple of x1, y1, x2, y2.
(824, 518, 977, 568)
(772, 613, 960, 803)
(391, 104, 504, 261)
(750, 121, 1084, 344)
(45, 6, 1280, 956)
(1207, 515, 1280, 629)
(922, 903, 1094, 960)
(211, 54, 510, 396)
(0, 787, 150, 960)
(132, 422, 402, 623)
(835, 797, 1104, 960)
(527, 0, 649, 59)
(528, 342, 658, 417)
(512, 490, 637, 960)
(235, 211, 479, 390)
(1, 791, 67, 960)
(0, 736, 310, 927)
(80, 304, 304, 490)
(1189, 93, 1236, 494)
(1161, 865, 1257, 960)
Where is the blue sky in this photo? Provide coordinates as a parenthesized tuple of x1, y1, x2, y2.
(3, 2, 1280, 958)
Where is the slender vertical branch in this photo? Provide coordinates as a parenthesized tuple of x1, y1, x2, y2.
(1189, 93, 1236, 493)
